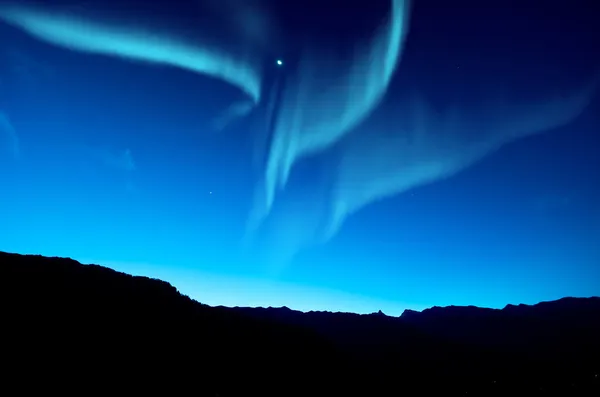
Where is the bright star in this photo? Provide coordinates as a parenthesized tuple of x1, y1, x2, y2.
(276, 59, 283, 66)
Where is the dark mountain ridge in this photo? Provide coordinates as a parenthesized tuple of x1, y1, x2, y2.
(1, 251, 598, 396)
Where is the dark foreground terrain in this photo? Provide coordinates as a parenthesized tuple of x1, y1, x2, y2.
(1, 251, 598, 396)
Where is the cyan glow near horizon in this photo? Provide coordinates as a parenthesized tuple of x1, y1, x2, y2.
(1, 1, 599, 313)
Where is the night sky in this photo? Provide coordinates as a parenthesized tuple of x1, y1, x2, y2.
(1, 0, 599, 314)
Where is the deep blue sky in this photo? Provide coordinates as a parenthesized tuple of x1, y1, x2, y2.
(1, 0, 599, 314)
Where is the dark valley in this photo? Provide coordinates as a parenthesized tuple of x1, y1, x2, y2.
(1, 251, 598, 396)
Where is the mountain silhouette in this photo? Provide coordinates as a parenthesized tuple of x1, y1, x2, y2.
(1, 251, 598, 396)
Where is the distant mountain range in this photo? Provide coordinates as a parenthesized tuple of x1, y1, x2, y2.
(1, 251, 598, 396)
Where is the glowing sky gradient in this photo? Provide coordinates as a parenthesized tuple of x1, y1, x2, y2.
(1, 0, 599, 314)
